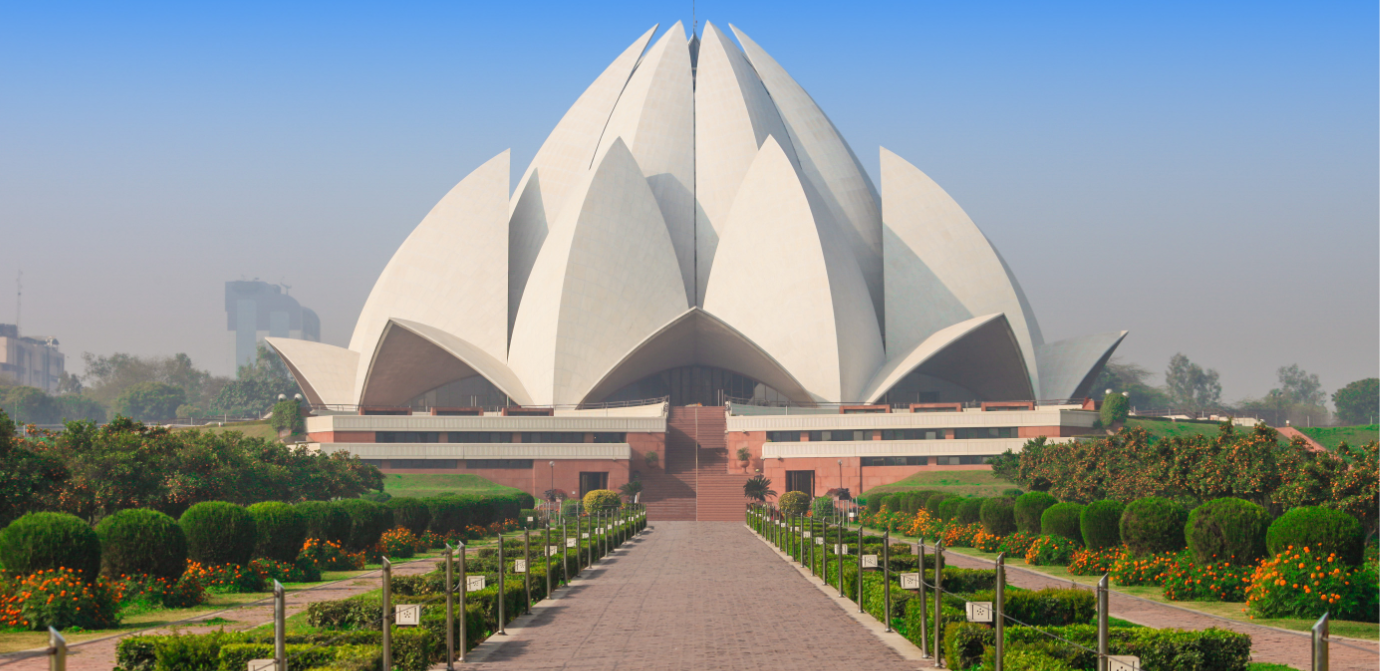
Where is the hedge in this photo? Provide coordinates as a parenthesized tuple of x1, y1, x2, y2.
(181, 502, 257, 566)
(337, 499, 394, 552)
(979, 497, 1017, 536)
(1014, 492, 1057, 534)
(247, 501, 307, 563)
(957, 497, 986, 525)
(115, 628, 436, 671)
(296, 500, 352, 544)
(1080, 500, 1125, 551)
(1040, 502, 1085, 545)
(0, 512, 102, 582)
(95, 508, 186, 579)
(1185, 497, 1269, 566)
(387, 497, 433, 535)
(937, 497, 964, 522)
(926, 493, 952, 517)
(1266, 506, 1366, 566)
(1121, 496, 1188, 555)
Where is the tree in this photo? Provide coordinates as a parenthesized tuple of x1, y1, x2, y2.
(1333, 378, 1379, 425)
(988, 449, 1020, 482)
(114, 382, 185, 422)
(0, 386, 61, 424)
(82, 351, 228, 412)
(1165, 353, 1222, 410)
(1275, 364, 1325, 406)
(1100, 392, 1129, 426)
(211, 344, 301, 417)
(1090, 357, 1173, 408)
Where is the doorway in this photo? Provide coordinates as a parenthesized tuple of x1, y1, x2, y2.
(579, 472, 609, 498)
(785, 470, 815, 497)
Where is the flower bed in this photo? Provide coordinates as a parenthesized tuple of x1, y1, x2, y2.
(1246, 546, 1379, 621)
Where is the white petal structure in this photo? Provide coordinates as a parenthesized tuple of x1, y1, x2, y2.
(270, 24, 1124, 409)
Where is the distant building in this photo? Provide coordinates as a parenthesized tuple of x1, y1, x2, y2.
(0, 324, 64, 393)
(225, 281, 320, 371)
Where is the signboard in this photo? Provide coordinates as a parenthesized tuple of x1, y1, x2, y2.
(247, 661, 275, 671)
(395, 604, 420, 627)
(596, 527, 604, 534)
(548, 545, 559, 557)
(834, 544, 849, 554)
(899, 573, 921, 590)
(514, 559, 527, 574)
(527, 516, 534, 523)
(582, 532, 590, 539)
(567, 537, 578, 548)
(1107, 657, 1142, 671)
(815, 537, 824, 546)
(965, 601, 993, 623)
(860, 554, 878, 569)
(803, 531, 812, 539)
(466, 575, 486, 592)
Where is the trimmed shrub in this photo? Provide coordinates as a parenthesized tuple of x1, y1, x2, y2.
(1040, 502, 1085, 545)
(247, 501, 307, 563)
(336, 499, 394, 552)
(0, 512, 102, 582)
(938, 497, 964, 522)
(925, 493, 951, 517)
(582, 489, 621, 511)
(1266, 506, 1366, 566)
(181, 502, 257, 566)
(386, 497, 433, 535)
(560, 497, 582, 518)
(957, 497, 986, 525)
(1014, 492, 1057, 534)
(866, 495, 883, 514)
(979, 497, 1017, 536)
(296, 501, 352, 544)
(95, 508, 186, 579)
(1101, 392, 1129, 426)
(881, 493, 903, 512)
(778, 491, 810, 516)
(1080, 500, 1125, 551)
(1185, 498, 1269, 566)
(1121, 497, 1187, 556)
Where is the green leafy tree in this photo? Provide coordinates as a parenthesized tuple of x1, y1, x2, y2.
(1275, 364, 1325, 406)
(270, 399, 305, 434)
(1165, 353, 1222, 410)
(1332, 378, 1378, 425)
(82, 352, 226, 411)
(1100, 392, 1129, 427)
(114, 382, 186, 422)
(1089, 358, 1173, 408)
(987, 449, 1020, 482)
(0, 386, 61, 424)
(211, 344, 301, 417)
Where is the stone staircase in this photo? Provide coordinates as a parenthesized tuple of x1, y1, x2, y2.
(641, 406, 748, 522)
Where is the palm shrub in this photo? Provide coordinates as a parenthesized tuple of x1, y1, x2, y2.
(1186, 498, 1269, 565)
(743, 475, 777, 503)
(938, 497, 964, 522)
(582, 489, 621, 511)
(779, 491, 810, 516)
(1266, 507, 1366, 565)
(1040, 502, 1085, 545)
(95, 508, 186, 578)
(0, 512, 102, 581)
(386, 498, 432, 535)
(1080, 500, 1125, 551)
(296, 501, 352, 544)
(248, 501, 308, 563)
(980, 497, 1017, 536)
(180, 501, 257, 566)
(958, 497, 986, 525)
(1014, 492, 1057, 534)
(1120, 497, 1188, 555)
(336, 499, 394, 552)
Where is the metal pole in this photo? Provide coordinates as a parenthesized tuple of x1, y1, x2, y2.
(918, 537, 929, 658)
(545, 519, 552, 599)
(1097, 575, 1109, 671)
(836, 519, 844, 596)
(48, 627, 65, 671)
(883, 528, 891, 633)
(382, 559, 392, 671)
(1312, 612, 1329, 671)
(994, 553, 1005, 671)
(497, 535, 506, 635)
(458, 541, 468, 662)
(933, 540, 944, 668)
(857, 520, 864, 613)
(444, 545, 455, 670)
(523, 526, 531, 614)
(272, 580, 285, 671)
(822, 522, 828, 586)
(561, 520, 569, 585)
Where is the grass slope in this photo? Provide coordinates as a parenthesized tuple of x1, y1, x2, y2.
(383, 473, 524, 499)
(1300, 424, 1379, 449)
(180, 420, 280, 441)
(862, 470, 1016, 499)
(1124, 417, 1240, 441)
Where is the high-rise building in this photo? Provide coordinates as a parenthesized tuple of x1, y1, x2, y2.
(224, 281, 319, 371)
(0, 324, 64, 393)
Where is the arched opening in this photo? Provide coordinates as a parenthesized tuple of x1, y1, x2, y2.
(405, 375, 513, 409)
(600, 365, 791, 407)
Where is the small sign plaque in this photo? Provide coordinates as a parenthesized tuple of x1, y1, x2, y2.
(581, 532, 589, 539)
(548, 545, 559, 557)
(965, 601, 994, 623)
(1107, 656, 1142, 671)
(527, 516, 534, 522)
(815, 537, 824, 546)
(247, 660, 275, 671)
(861, 554, 878, 569)
(395, 604, 420, 626)
(466, 575, 486, 592)
(834, 544, 849, 554)
(899, 572, 921, 590)
(514, 559, 527, 574)
(803, 531, 812, 539)
(567, 537, 578, 548)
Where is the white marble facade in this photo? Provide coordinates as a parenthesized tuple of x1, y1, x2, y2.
(269, 22, 1124, 407)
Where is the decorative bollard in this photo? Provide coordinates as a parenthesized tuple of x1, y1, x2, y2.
(382, 559, 393, 670)
(48, 627, 65, 671)
(994, 553, 1006, 671)
(458, 541, 469, 662)
(883, 528, 891, 633)
(1313, 612, 1329, 671)
(444, 545, 455, 669)
(836, 520, 844, 597)
(523, 527, 532, 614)
(1097, 575, 1109, 671)
(273, 580, 286, 671)
(856, 519, 865, 613)
(497, 536, 506, 635)
(917, 538, 929, 658)
(933, 540, 944, 668)
(545, 519, 553, 599)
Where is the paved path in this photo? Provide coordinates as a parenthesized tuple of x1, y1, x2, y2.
(464, 522, 920, 670)
(943, 551, 1379, 671)
(0, 558, 438, 671)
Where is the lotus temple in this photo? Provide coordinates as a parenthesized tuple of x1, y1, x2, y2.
(269, 22, 1125, 521)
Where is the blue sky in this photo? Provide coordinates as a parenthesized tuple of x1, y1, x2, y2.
(1, 1, 1375, 403)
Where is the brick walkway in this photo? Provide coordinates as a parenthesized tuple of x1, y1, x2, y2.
(0, 557, 438, 671)
(463, 522, 919, 670)
(942, 552, 1379, 671)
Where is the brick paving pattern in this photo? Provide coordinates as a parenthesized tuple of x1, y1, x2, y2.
(465, 522, 919, 670)
(942, 551, 1379, 671)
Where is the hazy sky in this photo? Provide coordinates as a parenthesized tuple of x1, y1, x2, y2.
(2, 1, 1376, 404)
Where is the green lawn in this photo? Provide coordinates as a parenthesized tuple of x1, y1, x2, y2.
(863, 470, 1017, 499)
(382, 473, 525, 499)
(1124, 417, 1243, 441)
(179, 420, 282, 442)
(1300, 424, 1378, 449)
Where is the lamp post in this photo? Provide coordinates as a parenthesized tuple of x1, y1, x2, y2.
(549, 461, 556, 519)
